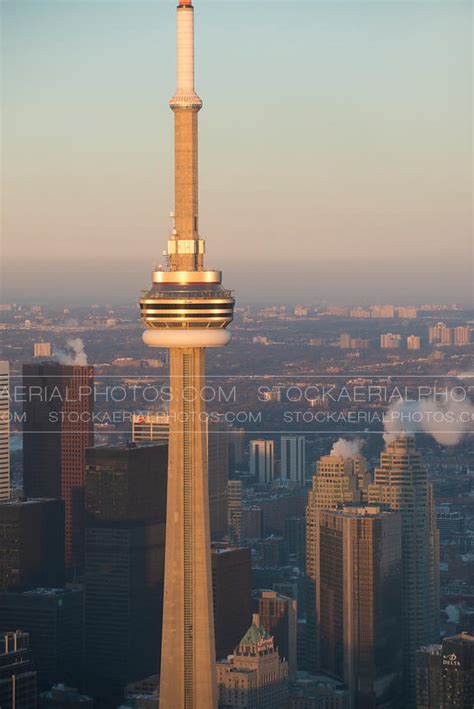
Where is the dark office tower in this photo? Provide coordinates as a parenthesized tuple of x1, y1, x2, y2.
(257, 536, 290, 568)
(284, 516, 306, 569)
(84, 445, 167, 706)
(0, 630, 37, 709)
(368, 434, 440, 705)
(0, 587, 83, 693)
(23, 362, 94, 572)
(208, 422, 229, 541)
(416, 632, 474, 709)
(315, 506, 402, 709)
(0, 498, 65, 591)
(229, 427, 246, 469)
(255, 590, 297, 681)
(211, 543, 252, 660)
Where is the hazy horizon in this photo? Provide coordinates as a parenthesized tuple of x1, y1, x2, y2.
(2, 0, 473, 306)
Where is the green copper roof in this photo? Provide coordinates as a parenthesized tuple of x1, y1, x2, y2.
(239, 621, 270, 646)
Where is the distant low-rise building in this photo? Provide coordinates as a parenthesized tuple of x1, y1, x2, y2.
(407, 335, 421, 350)
(380, 333, 402, 349)
(33, 342, 52, 358)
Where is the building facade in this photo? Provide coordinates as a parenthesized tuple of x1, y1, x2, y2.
(23, 362, 94, 571)
(314, 506, 402, 708)
(250, 440, 275, 484)
(0, 631, 36, 709)
(416, 633, 474, 708)
(0, 587, 83, 693)
(281, 436, 306, 486)
(0, 498, 65, 591)
(368, 434, 440, 705)
(84, 445, 167, 705)
(216, 614, 289, 708)
(255, 589, 297, 682)
(212, 544, 252, 660)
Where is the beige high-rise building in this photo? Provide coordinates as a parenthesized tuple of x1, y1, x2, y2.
(315, 506, 402, 708)
(139, 1, 235, 706)
(428, 321, 453, 345)
(216, 614, 289, 708)
(380, 332, 402, 349)
(368, 434, 440, 706)
(306, 450, 370, 670)
(453, 325, 471, 346)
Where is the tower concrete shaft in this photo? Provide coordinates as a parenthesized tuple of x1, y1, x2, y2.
(140, 2, 234, 708)
(159, 347, 217, 708)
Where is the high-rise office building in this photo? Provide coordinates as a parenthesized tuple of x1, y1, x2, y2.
(416, 632, 474, 709)
(250, 439, 275, 484)
(23, 362, 94, 570)
(211, 544, 252, 660)
(314, 506, 402, 708)
(281, 436, 306, 485)
(284, 516, 306, 569)
(208, 422, 229, 541)
(368, 434, 440, 704)
(255, 589, 297, 682)
(0, 587, 83, 693)
(227, 479, 243, 544)
(0, 362, 10, 500)
(84, 445, 167, 705)
(307, 451, 368, 515)
(229, 427, 246, 468)
(0, 630, 36, 709)
(306, 451, 369, 670)
(0, 498, 65, 591)
(138, 1, 235, 704)
(216, 614, 289, 708)
(132, 412, 169, 443)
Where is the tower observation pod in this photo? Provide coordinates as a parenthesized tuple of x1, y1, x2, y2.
(139, 1, 234, 708)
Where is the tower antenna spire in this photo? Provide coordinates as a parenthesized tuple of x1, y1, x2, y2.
(139, 1, 235, 707)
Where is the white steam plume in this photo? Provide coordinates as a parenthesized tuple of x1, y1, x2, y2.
(330, 438, 364, 459)
(56, 338, 88, 366)
(383, 396, 474, 447)
(445, 604, 460, 625)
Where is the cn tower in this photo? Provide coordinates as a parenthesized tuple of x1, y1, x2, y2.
(140, 1, 234, 707)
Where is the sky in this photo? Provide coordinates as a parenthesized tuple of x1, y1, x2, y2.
(1, 0, 472, 305)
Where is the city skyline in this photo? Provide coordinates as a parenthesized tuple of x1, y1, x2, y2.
(2, 0, 472, 305)
(1, 1, 474, 707)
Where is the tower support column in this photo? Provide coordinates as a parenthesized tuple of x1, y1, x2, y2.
(159, 346, 217, 709)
